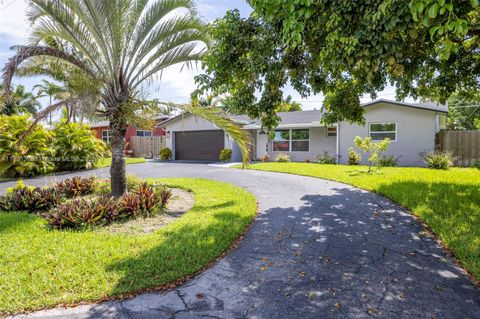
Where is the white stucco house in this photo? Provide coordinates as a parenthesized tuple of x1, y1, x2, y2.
(159, 99, 448, 166)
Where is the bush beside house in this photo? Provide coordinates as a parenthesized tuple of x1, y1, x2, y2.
(0, 116, 108, 178)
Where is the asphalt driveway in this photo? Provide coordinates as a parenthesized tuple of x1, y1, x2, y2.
(4, 161, 480, 319)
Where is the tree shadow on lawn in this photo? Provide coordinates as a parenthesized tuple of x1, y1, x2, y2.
(106, 201, 251, 296)
(103, 186, 480, 318)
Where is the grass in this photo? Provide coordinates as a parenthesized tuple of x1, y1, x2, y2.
(0, 178, 257, 315)
(243, 162, 480, 280)
(95, 157, 146, 168)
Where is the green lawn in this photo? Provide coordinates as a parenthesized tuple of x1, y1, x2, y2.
(0, 178, 257, 315)
(243, 163, 480, 280)
(95, 157, 146, 168)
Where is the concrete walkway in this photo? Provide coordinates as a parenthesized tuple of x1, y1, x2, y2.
(3, 162, 480, 319)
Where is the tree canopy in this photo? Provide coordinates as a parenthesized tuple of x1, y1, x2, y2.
(0, 84, 40, 116)
(197, 1, 480, 130)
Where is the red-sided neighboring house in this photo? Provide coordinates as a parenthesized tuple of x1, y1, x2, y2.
(90, 117, 168, 150)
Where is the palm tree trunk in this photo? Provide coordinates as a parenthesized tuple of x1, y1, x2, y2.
(109, 112, 128, 197)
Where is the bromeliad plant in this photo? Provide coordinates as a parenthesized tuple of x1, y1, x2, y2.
(0, 186, 60, 212)
(55, 176, 98, 197)
(1, 0, 251, 197)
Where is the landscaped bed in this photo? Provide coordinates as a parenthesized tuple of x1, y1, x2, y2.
(0, 177, 256, 315)
(242, 163, 480, 281)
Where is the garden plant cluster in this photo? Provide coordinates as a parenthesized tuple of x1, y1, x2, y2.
(0, 176, 172, 229)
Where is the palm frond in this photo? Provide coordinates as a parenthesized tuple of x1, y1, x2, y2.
(16, 98, 76, 145)
(1, 46, 91, 100)
(160, 102, 252, 166)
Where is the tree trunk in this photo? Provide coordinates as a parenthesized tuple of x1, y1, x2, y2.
(109, 112, 128, 197)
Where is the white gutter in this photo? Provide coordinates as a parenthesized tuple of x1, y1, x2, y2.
(242, 122, 324, 130)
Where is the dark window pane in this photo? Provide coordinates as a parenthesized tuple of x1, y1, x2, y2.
(370, 123, 396, 132)
(273, 130, 290, 141)
(291, 129, 309, 140)
(273, 141, 289, 151)
(137, 131, 145, 137)
(292, 141, 309, 151)
(370, 132, 396, 140)
(145, 131, 152, 137)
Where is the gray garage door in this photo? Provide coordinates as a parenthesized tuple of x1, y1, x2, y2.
(175, 130, 224, 161)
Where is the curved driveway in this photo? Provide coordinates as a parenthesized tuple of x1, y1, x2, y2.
(5, 162, 480, 319)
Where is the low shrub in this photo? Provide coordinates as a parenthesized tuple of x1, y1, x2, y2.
(378, 155, 397, 167)
(423, 151, 453, 170)
(55, 176, 98, 197)
(219, 149, 233, 162)
(276, 153, 290, 163)
(317, 152, 336, 164)
(159, 147, 172, 160)
(0, 115, 55, 178)
(260, 154, 270, 162)
(347, 147, 362, 165)
(53, 123, 107, 171)
(157, 186, 173, 208)
(0, 186, 60, 212)
(473, 159, 480, 170)
(47, 198, 108, 229)
(131, 182, 164, 217)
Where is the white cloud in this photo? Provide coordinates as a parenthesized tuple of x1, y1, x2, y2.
(0, 0, 30, 40)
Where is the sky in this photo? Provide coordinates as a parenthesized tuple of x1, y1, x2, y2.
(0, 0, 404, 111)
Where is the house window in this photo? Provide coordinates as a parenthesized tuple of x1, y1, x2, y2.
(136, 130, 152, 137)
(102, 130, 111, 143)
(327, 127, 337, 137)
(272, 130, 290, 151)
(272, 129, 310, 152)
(291, 129, 309, 151)
(369, 122, 397, 141)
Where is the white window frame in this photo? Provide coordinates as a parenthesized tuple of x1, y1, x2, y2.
(136, 130, 153, 137)
(102, 129, 111, 143)
(327, 127, 337, 137)
(368, 122, 397, 141)
(272, 129, 310, 152)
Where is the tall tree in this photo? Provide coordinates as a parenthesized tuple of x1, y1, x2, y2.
(277, 95, 302, 112)
(2, 0, 250, 196)
(197, 1, 480, 130)
(447, 90, 480, 130)
(0, 84, 40, 115)
(33, 80, 64, 125)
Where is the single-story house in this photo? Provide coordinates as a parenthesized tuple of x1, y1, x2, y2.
(159, 99, 448, 166)
(90, 116, 168, 146)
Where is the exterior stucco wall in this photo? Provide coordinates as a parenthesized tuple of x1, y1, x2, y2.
(266, 127, 336, 162)
(338, 102, 439, 166)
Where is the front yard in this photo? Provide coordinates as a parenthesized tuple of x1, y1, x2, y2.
(244, 163, 480, 281)
(0, 178, 256, 315)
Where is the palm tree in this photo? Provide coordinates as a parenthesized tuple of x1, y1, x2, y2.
(1, 0, 251, 196)
(0, 84, 40, 115)
(33, 79, 64, 125)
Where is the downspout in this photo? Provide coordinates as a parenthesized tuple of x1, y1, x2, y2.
(336, 123, 340, 164)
